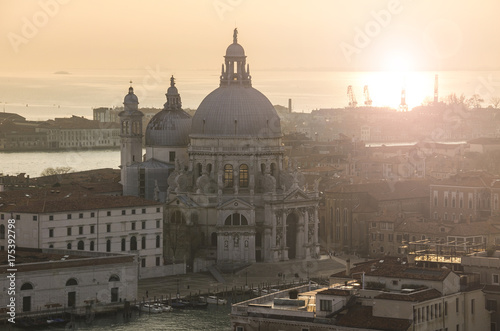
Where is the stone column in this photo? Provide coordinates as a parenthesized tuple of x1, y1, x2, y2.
(304, 208, 310, 258)
(282, 209, 288, 261)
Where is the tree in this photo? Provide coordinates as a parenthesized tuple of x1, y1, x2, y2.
(444, 93, 467, 106)
(466, 94, 484, 109)
(490, 96, 500, 109)
(40, 166, 73, 177)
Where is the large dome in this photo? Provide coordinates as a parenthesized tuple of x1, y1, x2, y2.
(191, 85, 281, 138)
(145, 109, 191, 146)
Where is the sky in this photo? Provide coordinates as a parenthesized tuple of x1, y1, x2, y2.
(1, 0, 499, 73)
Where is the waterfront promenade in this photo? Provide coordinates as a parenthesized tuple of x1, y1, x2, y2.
(138, 254, 365, 302)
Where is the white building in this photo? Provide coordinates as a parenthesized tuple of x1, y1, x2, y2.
(0, 248, 138, 313)
(0, 192, 171, 278)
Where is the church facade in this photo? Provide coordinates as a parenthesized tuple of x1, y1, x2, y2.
(120, 30, 320, 268)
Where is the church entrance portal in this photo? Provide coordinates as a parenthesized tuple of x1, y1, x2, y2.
(286, 214, 298, 259)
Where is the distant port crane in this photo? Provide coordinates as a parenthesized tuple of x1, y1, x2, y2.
(363, 85, 372, 106)
(347, 85, 357, 108)
(399, 87, 408, 112)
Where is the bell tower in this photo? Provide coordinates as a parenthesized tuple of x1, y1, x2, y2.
(119, 85, 144, 187)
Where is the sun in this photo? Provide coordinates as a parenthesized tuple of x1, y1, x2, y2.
(383, 52, 414, 73)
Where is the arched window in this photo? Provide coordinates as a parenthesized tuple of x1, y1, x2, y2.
(130, 236, 137, 251)
(224, 164, 233, 187)
(106, 239, 111, 252)
(239, 164, 249, 187)
(197, 163, 202, 177)
(90, 241, 95, 251)
(67, 243, 72, 250)
(170, 210, 185, 224)
(109, 275, 120, 282)
(206, 163, 212, 175)
(66, 278, 78, 286)
(49, 244, 54, 248)
(0, 224, 4, 239)
(141, 236, 146, 249)
(156, 235, 161, 248)
(21, 283, 33, 290)
(77, 240, 84, 250)
(224, 213, 248, 226)
(270, 163, 277, 177)
(121, 238, 126, 251)
(211, 232, 217, 246)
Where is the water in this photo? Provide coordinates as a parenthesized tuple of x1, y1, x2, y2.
(0, 149, 121, 177)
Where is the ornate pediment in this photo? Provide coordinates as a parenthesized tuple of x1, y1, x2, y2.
(218, 198, 253, 210)
(166, 194, 198, 208)
(283, 188, 310, 202)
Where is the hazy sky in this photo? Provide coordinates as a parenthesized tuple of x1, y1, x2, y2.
(1, 0, 499, 73)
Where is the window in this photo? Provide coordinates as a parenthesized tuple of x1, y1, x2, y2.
(90, 225, 95, 234)
(141, 236, 146, 249)
(156, 220, 160, 228)
(79, 226, 83, 235)
(371, 222, 376, 228)
(49, 215, 54, 221)
(142, 221, 146, 229)
(107, 211, 111, 216)
(493, 274, 499, 285)
(471, 299, 475, 314)
(319, 299, 332, 311)
(379, 233, 384, 241)
(156, 207, 160, 213)
(388, 234, 394, 242)
(107, 224, 111, 232)
(142, 208, 146, 214)
(21, 283, 33, 290)
(0, 225, 4, 239)
(90, 241, 95, 251)
(91, 212, 95, 217)
(67, 228, 72, 236)
(66, 278, 78, 286)
(0, 214, 3, 220)
(49, 229, 54, 238)
(106, 240, 111, 252)
(456, 298, 459, 312)
(224, 213, 248, 226)
(171, 211, 185, 224)
(15, 215, 20, 220)
(224, 164, 233, 187)
(77, 240, 84, 250)
(239, 164, 249, 187)
(132, 209, 136, 215)
(79, 213, 83, 219)
(131, 222, 136, 230)
(122, 210, 126, 215)
(156, 257, 161, 266)
(156, 235, 161, 248)
(121, 238, 126, 251)
(32, 215, 37, 221)
(109, 275, 120, 282)
(169, 151, 176, 162)
(141, 258, 146, 268)
(67, 214, 72, 219)
(67, 243, 72, 249)
(130, 236, 137, 251)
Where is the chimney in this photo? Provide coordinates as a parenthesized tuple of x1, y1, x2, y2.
(346, 258, 351, 276)
(288, 98, 292, 113)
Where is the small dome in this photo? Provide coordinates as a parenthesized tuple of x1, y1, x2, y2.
(124, 86, 138, 105)
(145, 109, 191, 146)
(167, 85, 179, 95)
(191, 85, 281, 138)
(226, 43, 245, 57)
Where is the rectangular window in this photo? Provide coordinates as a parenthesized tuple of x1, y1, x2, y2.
(319, 299, 332, 311)
(388, 234, 394, 242)
(169, 151, 176, 162)
(156, 220, 160, 228)
(79, 213, 83, 219)
(107, 211, 111, 216)
(156, 207, 160, 213)
(445, 301, 448, 315)
(49, 215, 54, 221)
(132, 209, 136, 215)
(397, 234, 402, 242)
(487, 299, 497, 312)
(122, 210, 126, 215)
(67, 228, 72, 236)
(142, 221, 146, 229)
(236, 327, 244, 331)
(156, 256, 161, 266)
(33, 215, 37, 221)
(379, 233, 384, 241)
(131, 222, 136, 230)
(79, 226, 83, 235)
(16, 215, 20, 220)
(142, 208, 146, 214)
(49, 229, 54, 238)
(67, 214, 72, 219)
(90, 225, 95, 234)
(493, 274, 499, 285)
(371, 233, 377, 241)
(471, 299, 475, 314)
(0, 214, 3, 220)
(456, 298, 459, 312)
(91, 212, 95, 217)
(107, 224, 111, 232)
(141, 258, 146, 268)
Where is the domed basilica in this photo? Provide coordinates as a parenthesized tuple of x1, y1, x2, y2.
(120, 29, 320, 268)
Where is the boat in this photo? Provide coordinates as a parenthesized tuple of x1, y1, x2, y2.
(158, 303, 173, 312)
(190, 300, 209, 309)
(201, 295, 227, 305)
(170, 299, 190, 309)
(139, 303, 163, 313)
